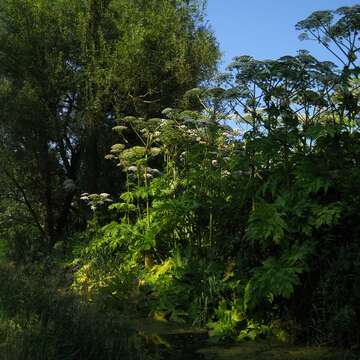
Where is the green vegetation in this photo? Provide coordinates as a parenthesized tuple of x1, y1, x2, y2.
(0, 262, 148, 359)
(0, 1, 360, 359)
(198, 340, 357, 360)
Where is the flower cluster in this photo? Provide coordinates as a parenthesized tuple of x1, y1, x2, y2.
(80, 193, 112, 211)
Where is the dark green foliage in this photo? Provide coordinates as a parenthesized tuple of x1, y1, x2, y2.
(0, 0, 219, 250)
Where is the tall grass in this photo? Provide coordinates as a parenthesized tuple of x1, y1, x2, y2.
(0, 262, 148, 360)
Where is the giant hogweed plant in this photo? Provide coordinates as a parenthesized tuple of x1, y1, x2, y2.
(75, 81, 347, 330)
(74, 100, 246, 298)
(106, 104, 244, 258)
(74, 5, 360, 339)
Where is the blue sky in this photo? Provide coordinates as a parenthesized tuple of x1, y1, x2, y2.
(206, 0, 359, 69)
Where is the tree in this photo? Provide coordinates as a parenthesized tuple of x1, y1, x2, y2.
(0, 0, 219, 250)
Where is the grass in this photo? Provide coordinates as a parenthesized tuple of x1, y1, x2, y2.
(198, 339, 358, 360)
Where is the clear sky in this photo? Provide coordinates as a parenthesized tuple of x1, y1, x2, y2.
(206, 0, 359, 69)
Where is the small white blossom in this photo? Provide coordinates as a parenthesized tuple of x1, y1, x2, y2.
(105, 154, 116, 160)
(112, 125, 128, 132)
(110, 144, 125, 154)
(127, 166, 138, 172)
(150, 168, 163, 176)
(147, 167, 162, 176)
